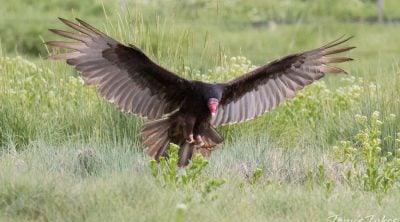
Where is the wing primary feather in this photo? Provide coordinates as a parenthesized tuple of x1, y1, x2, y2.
(319, 65, 346, 74)
(70, 58, 108, 67)
(48, 52, 81, 60)
(58, 17, 98, 37)
(322, 36, 353, 49)
(48, 29, 90, 42)
(319, 57, 353, 64)
(45, 41, 86, 51)
(75, 18, 107, 36)
(323, 46, 355, 56)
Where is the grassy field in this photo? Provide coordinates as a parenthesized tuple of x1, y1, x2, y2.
(1, 0, 400, 221)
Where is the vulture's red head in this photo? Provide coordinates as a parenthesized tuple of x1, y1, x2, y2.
(208, 98, 219, 116)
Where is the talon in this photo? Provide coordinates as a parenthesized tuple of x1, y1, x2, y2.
(186, 134, 195, 144)
(203, 144, 216, 150)
(196, 135, 205, 147)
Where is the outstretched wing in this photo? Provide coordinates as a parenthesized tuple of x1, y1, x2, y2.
(46, 18, 192, 120)
(211, 37, 354, 126)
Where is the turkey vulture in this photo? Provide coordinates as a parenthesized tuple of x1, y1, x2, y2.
(46, 18, 354, 166)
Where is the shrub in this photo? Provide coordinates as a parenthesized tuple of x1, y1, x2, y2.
(150, 143, 226, 202)
(333, 111, 400, 193)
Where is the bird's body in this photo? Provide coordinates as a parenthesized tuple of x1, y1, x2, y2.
(140, 81, 225, 165)
(47, 18, 354, 166)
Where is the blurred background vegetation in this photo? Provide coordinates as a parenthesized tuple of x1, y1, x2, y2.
(1, 0, 399, 57)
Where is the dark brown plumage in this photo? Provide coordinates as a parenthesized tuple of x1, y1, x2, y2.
(47, 18, 355, 166)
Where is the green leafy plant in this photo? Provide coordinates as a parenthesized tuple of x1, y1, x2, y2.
(306, 164, 334, 197)
(239, 166, 264, 189)
(333, 111, 400, 193)
(150, 143, 225, 200)
(250, 168, 263, 185)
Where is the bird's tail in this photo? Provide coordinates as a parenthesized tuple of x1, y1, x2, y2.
(140, 118, 223, 166)
(140, 118, 171, 161)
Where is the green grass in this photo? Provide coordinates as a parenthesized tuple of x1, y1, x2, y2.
(1, 0, 400, 221)
(1, 141, 400, 221)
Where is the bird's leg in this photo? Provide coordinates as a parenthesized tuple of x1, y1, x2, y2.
(193, 121, 207, 147)
(186, 133, 195, 144)
(184, 117, 196, 144)
(196, 135, 205, 147)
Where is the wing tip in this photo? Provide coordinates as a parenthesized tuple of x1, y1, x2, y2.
(335, 35, 354, 43)
(323, 35, 354, 49)
(48, 28, 65, 37)
(58, 17, 70, 24)
(323, 46, 356, 56)
(75, 17, 85, 24)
